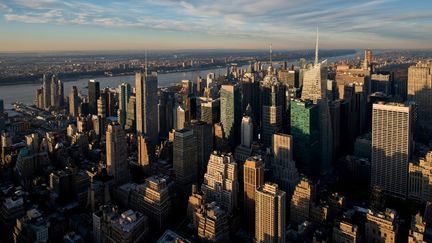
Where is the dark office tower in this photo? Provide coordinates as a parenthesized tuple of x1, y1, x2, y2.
(80, 102, 89, 116)
(158, 89, 175, 139)
(69, 86, 79, 117)
(185, 94, 197, 121)
(241, 64, 261, 135)
(106, 122, 129, 185)
(261, 66, 286, 147)
(118, 83, 131, 128)
(186, 120, 213, 185)
(88, 80, 100, 115)
(101, 88, 115, 117)
(201, 98, 220, 125)
(50, 75, 62, 108)
(329, 100, 341, 161)
(42, 74, 51, 109)
(173, 129, 198, 188)
(135, 71, 158, 145)
(290, 99, 319, 177)
(220, 84, 242, 148)
(371, 102, 413, 199)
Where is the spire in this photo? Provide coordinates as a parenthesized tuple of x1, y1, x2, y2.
(315, 27, 319, 66)
(269, 43, 273, 66)
(145, 50, 148, 74)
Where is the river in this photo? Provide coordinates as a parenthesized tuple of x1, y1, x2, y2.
(0, 52, 361, 109)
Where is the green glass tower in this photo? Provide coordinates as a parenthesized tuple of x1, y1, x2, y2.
(290, 99, 319, 177)
(220, 84, 242, 148)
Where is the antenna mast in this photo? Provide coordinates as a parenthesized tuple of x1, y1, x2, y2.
(315, 27, 319, 66)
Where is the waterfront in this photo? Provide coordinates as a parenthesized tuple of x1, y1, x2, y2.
(0, 65, 239, 109)
(0, 52, 360, 109)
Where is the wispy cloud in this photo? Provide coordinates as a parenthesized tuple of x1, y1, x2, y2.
(0, 0, 431, 49)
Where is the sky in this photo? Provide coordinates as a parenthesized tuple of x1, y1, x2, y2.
(0, 0, 431, 52)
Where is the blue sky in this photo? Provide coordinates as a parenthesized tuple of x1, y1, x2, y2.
(0, 0, 431, 51)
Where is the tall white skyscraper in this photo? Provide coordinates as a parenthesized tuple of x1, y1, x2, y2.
(371, 102, 413, 199)
(241, 115, 253, 148)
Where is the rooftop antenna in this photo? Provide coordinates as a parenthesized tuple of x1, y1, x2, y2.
(145, 50, 148, 74)
(269, 43, 273, 66)
(315, 27, 319, 66)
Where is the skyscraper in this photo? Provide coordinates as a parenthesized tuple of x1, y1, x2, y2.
(301, 30, 333, 174)
(201, 152, 239, 213)
(255, 183, 286, 243)
(125, 96, 136, 131)
(173, 129, 198, 187)
(135, 71, 158, 145)
(365, 208, 398, 243)
(408, 62, 432, 130)
(290, 99, 319, 176)
(97, 97, 106, 119)
(271, 133, 300, 194)
(69, 86, 79, 117)
(241, 115, 253, 148)
(243, 156, 264, 230)
(42, 74, 51, 109)
(371, 102, 413, 199)
(118, 83, 131, 128)
(88, 80, 100, 115)
(200, 98, 220, 125)
(137, 134, 152, 170)
(158, 89, 175, 138)
(241, 65, 261, 135)
(220, 84, 242, 148)
(128, 176, 171, 233)
(261, 69, 285, 147)
(50, 76, 63, 108)
(290, 177, 315, 226)
(186, 120, 213, 185)
(106, 123, 129, 185)
(196, 202, 230, 243)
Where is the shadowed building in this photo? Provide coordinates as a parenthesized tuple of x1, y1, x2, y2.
(408, 62, 432, 130)
(371, 102, 412, 199)
(88, 80, 100, 115)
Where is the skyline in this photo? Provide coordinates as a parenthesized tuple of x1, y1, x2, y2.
(0, 0, 432, 52)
